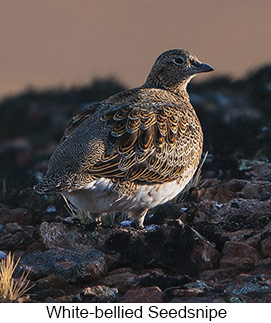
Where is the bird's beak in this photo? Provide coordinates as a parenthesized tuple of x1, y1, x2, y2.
(197, 62, 214, 73)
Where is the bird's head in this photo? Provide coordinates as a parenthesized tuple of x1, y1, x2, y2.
(145, 49, 214, 94)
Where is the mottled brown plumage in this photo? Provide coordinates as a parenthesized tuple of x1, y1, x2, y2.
(34, 49, 213, 228)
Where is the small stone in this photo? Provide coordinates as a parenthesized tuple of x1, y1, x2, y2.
(119, 286, 163, 303)
(46, 205, 56, 213)
(0, 251, 7, 259)
(120, 220, 133, 227)
(145, 224, 158, 231)
(74, 285, 118, 303)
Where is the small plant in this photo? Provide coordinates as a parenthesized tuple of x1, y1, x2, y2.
(0, 253, 31, 302)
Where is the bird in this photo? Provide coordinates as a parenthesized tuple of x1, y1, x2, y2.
(34, 49, 214, 228)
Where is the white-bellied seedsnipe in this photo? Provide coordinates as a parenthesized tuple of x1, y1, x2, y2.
(34, 49, 214, 228)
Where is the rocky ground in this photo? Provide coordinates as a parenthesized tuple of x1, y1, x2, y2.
(0, 67, 271, 302)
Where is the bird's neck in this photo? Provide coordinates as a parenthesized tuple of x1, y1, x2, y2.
(143, 78, 190, 101)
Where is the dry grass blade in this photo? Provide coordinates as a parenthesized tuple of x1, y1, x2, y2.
(0, 253, 32, 302)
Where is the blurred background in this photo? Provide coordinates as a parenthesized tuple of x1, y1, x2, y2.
(0, 0, 271, 207)
(0, 0, 271, 97)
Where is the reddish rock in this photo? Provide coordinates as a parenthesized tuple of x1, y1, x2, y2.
(119, 286, 163, 303)
(221, 241, 261, 269)
(213, 188, 236, 203)
(98, 270, 138, 293)
(260, 236, 271, 257)
(0, 204, 32, 226)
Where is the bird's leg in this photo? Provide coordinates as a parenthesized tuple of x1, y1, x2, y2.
(93, 213, 102, 226)
(129, 209, 148, 229)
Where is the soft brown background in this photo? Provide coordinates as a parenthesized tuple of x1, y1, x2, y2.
(1, 0, 270, 98)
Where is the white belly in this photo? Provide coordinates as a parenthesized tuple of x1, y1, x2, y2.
(62, 167, 195, 214)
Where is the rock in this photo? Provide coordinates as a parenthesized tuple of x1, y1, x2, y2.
(98, 269, 138, 294)
(105, 220, 220, 275)
(39, 221, 111, 252)
(225, 273, 271, 301)
(0, 225, 38, 251)
(194, 198, 271, 231)
(260, 236, 271, 257)
(119, 286, 163, 303)
(240, 181, 271, 200)
(139, 272, 191, 291)
(74, 285, 118, 303)
(220, 241, 261, 269)
(164, 280, 213, 302)
(18, 247, 107, 283)
(0, 250, 7, 259)
(5, 222, 23, 233)
(221, 229, 256, 243)
(167, 287, 206, 299)
(213, 188, 236, 203)
(199, 268, 240, 282)
(0, 204, 32, 226)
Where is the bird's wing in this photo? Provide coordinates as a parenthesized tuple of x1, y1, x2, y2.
(85, 100, 203, 183)
(61, 102, 100, 142)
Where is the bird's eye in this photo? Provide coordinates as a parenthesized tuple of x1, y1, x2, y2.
(173, 57, 185, 65)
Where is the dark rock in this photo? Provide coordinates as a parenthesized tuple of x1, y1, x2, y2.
(199, 268, 240, 282)
(0, 204, 32, 226)
(0, 225, 38, 251)
(18, 247, 107, 283)
(29, 274, 72, 302)
(163, 280, 214, 302)
(119, 286, 163, 303)
(240, 181, 271, 200)
(139, 272, 191, 291)
(106, 220, 220, 275)
(260, 236, 271, 257)
(5, 222, 23, 233)
(74, 285, 118, 303)
(220, 228, 256, 243)
(195, 198, 271, 231)
(225, 273, 271, 301)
